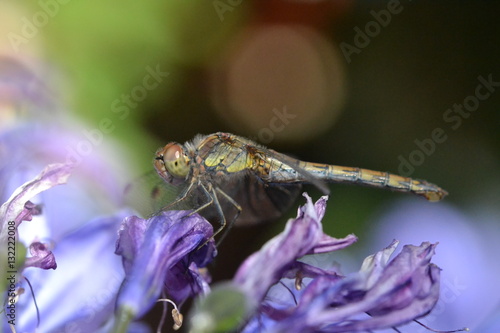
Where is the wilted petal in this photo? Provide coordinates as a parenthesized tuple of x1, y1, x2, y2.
(362, 243, 440, 319)
(0, 164, 72, 276)
(312, 232, 359, 254)
(359, 239, 400, 290)
(234, 194, 356, 304)
(116, 210, 216, 318)
(24, 242, 57, 270)
(0, 163, 72, 239)
(271, 242, 440, 332)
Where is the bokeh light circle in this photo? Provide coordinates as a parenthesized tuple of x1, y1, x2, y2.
(210, 25, 346, 143)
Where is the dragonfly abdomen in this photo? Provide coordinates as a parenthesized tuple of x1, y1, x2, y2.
(297, 162, 448, 202)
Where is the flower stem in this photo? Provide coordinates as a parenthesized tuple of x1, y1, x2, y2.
(111, 306, 134, 333)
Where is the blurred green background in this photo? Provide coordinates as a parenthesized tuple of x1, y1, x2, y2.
(2, 0, 499, 330)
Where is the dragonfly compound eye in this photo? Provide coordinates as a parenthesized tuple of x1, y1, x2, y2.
(159, 143, 190, 178)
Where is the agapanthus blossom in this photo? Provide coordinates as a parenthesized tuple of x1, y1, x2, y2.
(189, 194, 442, 333)
(115, 210, 217, 320)
(370, 200, 499, 332)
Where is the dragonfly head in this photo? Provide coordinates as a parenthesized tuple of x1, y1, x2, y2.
(154, 143, 190, 184)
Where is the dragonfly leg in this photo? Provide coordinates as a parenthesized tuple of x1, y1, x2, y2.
(212, 187, 242, 246)
(157, 180, 216, 218)
(186, 182, 214, 217)
(159, 179, 241, 249)
(207, 187, 226, 239)
(193, 184, 243, 249)
(194, 183, 225, 249)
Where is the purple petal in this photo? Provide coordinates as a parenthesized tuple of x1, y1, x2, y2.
(116, 210, 216, 317)
(24, 241, 57, 270)
(115, 215, 148, 274)
(15, 212, 128, 333)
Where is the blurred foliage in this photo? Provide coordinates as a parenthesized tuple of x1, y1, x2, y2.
(25, 0, 248, 171)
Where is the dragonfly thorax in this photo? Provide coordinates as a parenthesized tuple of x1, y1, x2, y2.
(154, 143, 191, 185)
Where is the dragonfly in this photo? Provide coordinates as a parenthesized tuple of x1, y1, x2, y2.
(143, 132, 448, 239)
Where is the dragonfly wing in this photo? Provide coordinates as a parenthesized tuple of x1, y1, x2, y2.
(264, 149, 330, 195)
(225, 137, 329, 194)
(124, 171, 185, 217)
(214, 172, 302, 226)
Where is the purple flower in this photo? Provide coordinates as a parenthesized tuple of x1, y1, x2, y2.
(369, 200, 500, 332)
(189, 194, 442, 333)
(234, 194, 357, 304)
(115, 210, 217, 319)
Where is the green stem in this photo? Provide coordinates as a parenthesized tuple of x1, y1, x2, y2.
(111, 306, 134, 333)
